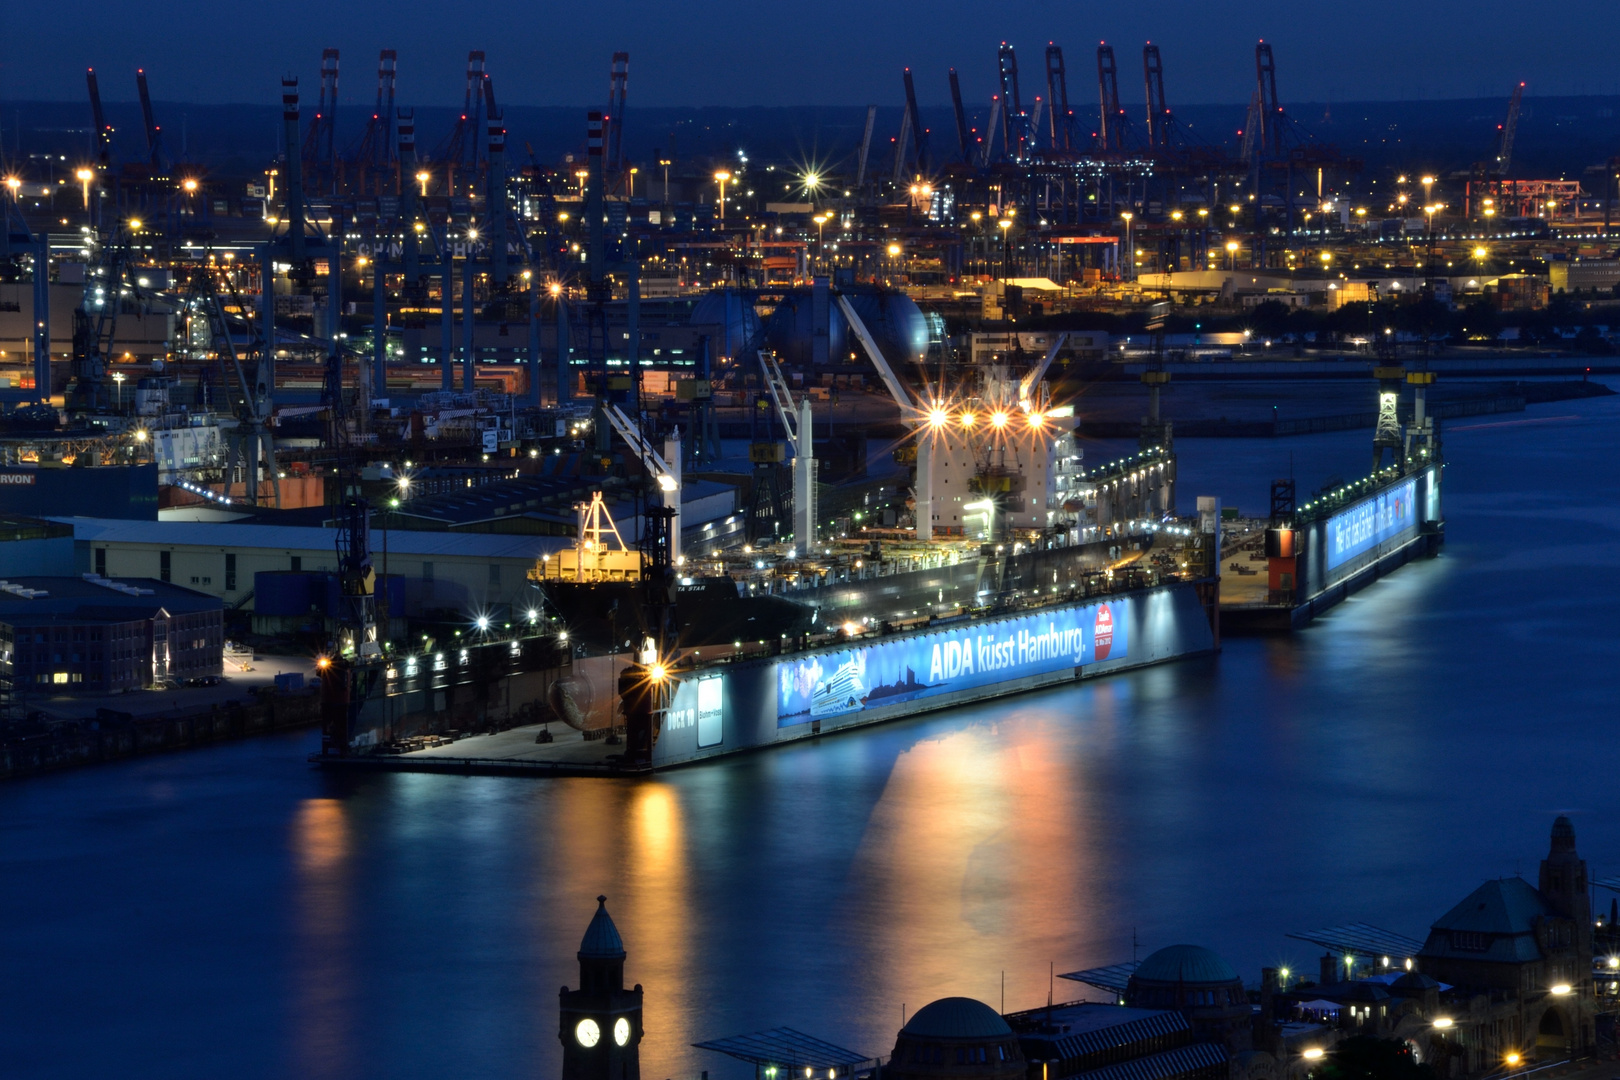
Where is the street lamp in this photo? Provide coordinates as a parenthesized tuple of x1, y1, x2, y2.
(1225, 239, 1240, 270)
(998, 218, 1013, 281)
(813, 213, 829, 267)
(1120, 211, 1134, 280)
(713, 170, 732, 223)
(416, 170, 430, 196)
(75, 167, 94, 209)
(628, 166, 638, 198)
(112, 370, 125, 410)
(575, 169, 588, 198)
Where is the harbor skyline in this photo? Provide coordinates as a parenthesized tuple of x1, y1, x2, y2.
(4, 407, 1618, 1078)
(5, 3, 1620, 107)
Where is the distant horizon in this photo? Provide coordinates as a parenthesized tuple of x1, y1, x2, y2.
(11, 90, 1620, 111)
(6, 1, 1620, 111)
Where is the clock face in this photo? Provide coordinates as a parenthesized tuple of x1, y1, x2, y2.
(614, 1017, 631, 1046)
(575, 1019, 600, 1048)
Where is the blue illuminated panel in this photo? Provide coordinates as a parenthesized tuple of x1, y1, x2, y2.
(776, 601, 1127, 726)
(1326, 478, 1418, 570)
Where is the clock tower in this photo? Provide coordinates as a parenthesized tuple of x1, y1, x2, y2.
(560, 895, 643, 1080)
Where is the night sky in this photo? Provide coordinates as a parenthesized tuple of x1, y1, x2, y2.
(5, 0, 1620, 109)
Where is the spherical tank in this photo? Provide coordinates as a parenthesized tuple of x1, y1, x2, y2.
(762, 287, 935, 368)
(687, 288, 762, 360)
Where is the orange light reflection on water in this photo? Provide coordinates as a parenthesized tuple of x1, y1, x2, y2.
(291, 797, 354, 1079)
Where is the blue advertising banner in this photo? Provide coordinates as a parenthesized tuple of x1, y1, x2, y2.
(776, 601, 1127, 726)
(1326, 478, 1417, 570)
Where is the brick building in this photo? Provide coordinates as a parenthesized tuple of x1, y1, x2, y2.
(0, 576, 223, 695)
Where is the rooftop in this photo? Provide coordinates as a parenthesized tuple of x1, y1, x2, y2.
(0, 575, 220, 621)
(901, 997, 1012, 1040)
(578, 896, 625, 959)
(1131, 944, 1239, 985)
(56, 517, 569, 561)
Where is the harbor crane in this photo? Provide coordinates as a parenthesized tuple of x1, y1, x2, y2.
(756, 350, 817, 551)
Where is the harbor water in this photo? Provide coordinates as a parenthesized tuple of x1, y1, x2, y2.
(4, 389, 1619, 1080)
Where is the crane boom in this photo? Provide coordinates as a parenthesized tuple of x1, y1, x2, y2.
(757, 350, 800, 454)
(1496, 81, 1524, 178)
(834, 294, 915, 411)
(1143, 44, 1169, 147)
(902, 68, 930, 175)
(855, 105, 877, 187)
(135, 68, 167, 172)
(1255, 41, 1282, 158)
(948, 69, 972, 161)
(87, 69, 114, 165)
(1096, 45, 1123, 151)
(981, 97, 1003, 166)
(602, 404, 678, 490)
(1017, 333, 1068, 406)
(1045, 45, 1071, 151)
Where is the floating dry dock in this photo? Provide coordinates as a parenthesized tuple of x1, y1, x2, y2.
(314, 576, 1219, 777)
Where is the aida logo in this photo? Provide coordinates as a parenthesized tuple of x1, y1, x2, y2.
(1094, 605, 1115, 661)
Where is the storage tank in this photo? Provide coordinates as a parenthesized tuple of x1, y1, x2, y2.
(687, 288, 762, 360)
(761, 287, 936, 369)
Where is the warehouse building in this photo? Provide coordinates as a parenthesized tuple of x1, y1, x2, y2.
(0, 575, 223, 693)
(63, 517, 566, 619)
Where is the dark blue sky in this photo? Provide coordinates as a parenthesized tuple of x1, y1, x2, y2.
(6, 0, 1620, 108)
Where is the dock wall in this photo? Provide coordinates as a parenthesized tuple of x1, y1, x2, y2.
(652, 581, 1216, 767)
(1228, 462, 1443, 632)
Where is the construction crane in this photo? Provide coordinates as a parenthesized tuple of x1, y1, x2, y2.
(1468, 81, 1525, 218)
(605, 52, 630, 186)
(855, 105, 878, 188)
(179, 259, 281, 508)
(902, 68, 931, 177)
(1045, 45, 1072, 152)
(1495, 81, 1524, 177)
(349, 49, 397, 195)
(600, 403, 682, 563)
(483, 75, 511, 284)
(279, 77, 308, 264)
(439, 51, 487, 196)
(996, 43, 1024, 158)
(833, 293, 916, 413)
(980, 96, 1004, 167)
(66, 224, 144, 415)
(1239, 89, 1262, 167)
(1255, 41, 1284, 160)
(135, 68, 169, 174)
(948, 69, 973, 162)
(757, 350, 817, 549)
(86, 69, 115, 167)
(1143, 44, 1170, 148)
(1096, 44, 1127, 152)
(1017, 333, 1068, 409)
(301, 49, 340, 195)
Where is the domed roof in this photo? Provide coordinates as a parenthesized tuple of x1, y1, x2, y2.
(578, 895, 625, 959)
(901, 997, 1012, 1040)
(1390, 971, 1440, 991)
(1133, 945, 1240, 985)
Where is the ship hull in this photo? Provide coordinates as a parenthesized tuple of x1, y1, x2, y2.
(537, 533, 1155, 651)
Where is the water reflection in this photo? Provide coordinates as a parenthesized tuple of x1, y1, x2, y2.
(290, 798, 353, 1079)
(843, 713, 1101, 1041)
(6, 396, 1620, 1080)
